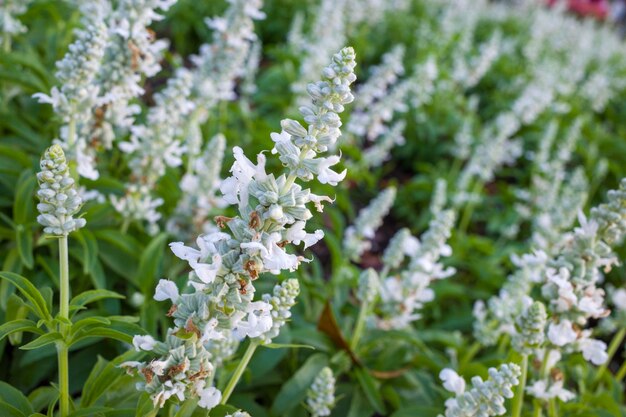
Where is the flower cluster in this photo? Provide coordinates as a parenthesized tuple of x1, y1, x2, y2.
(513, 119, 588, 248)
(348, 45, 405, 128)
(167, 134, 227, 239)
(439, 364, 521, 417)
(513, 301, 547, 354)
(0, 0, 33, 46)
(474, 179, 626, 403)
(357, 268, 380, 305)
(306, 367, 336, 417)
(34, 0, 175, 181)
(254, 279, 300, 345)
(358, 120, 406, 170)
(373, 208, 456, 330)
(123, 47, 357, 409)
(114, 0, 264, 232)
(36, 145, 86, 236)
(452, 30, 502, 89)
(343, 187, 396, 262)
(290, 0, 348, 106)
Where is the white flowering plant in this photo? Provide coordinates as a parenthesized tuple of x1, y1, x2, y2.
(1, 1, 626, 416)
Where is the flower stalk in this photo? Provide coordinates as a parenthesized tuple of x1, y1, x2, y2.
(58, 235, 70, 416)
(511, 354, 528, 417)
(220, 340, 259, 405)
(593, 327, 626, 386)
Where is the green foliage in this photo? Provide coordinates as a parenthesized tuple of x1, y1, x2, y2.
(1, 0, 626, 416)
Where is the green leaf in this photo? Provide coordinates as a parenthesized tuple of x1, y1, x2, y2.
(347, 388, 374, 417)
(135, 233, 168, 294)
(354, 368, 386, 415)
(207, 405, 239, 417)
(82, 351, 143, 408)
(73, 229, 99, 281)
(0, 272, 51, 320)
(0, 69, 47, 92)
(27, 386, 57, 414)
(70, 317, 111, 335)
(19, 332, 63, 350)
(263, 343, 315, 350)
(270, 353, 328, 416)
(390, 406, 441, 417)
(6, 295, 31, 345)
(13, 170, 36, 226)
(69, 326, 133, 346)
(68, 317, 142, 347)
(0, 381, 33, 415)
(0, 319, 44, 342)
(134, 393, 158, 417)
(0, 401, 24, 417)
(67, 407, 113, 417)
(16, 226, 34, 270)
(69, 289, 125, 314)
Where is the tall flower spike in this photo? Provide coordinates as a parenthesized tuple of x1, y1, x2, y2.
(255, 279, 300, 344)
(439, 363, 521, 417)
(125, 47, 356, 410)
(357, 268, 380, 305)
(377, 209, 456, 330)
(343, 186, 396, 262)
(513, 301, 547, 354)
(36, 145, 86, 236)
(306, 367, 336, 417)
(0, 1, 33, 46)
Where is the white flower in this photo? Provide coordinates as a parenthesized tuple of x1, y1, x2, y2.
(578, 336, 608, 365)
(201, 318, 225, 342)
(440, 369, 466, 395)
(308, 193, 334, 212)
(169, 242, 202, 262)
(222, 147, 267, 208)
(527, 380, 575, 402)
(316, 155, 347, 186)
(154, 280, 180, 303)
(262, 234, 300, 274)
(548, 320, 577, 346)
(286, 221, 325, 249)
(232, 301, 273, 339)
(197, 386, 222, 409)
(133, 335, 157, 352)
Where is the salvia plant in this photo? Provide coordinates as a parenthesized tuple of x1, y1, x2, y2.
(2, 1, 626, 416)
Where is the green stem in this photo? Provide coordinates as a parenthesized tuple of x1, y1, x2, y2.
(533, 400, 543, 417)
(121, 219, 130, 234)
(350, 300, 369, 350)
(58, 235, 70, 416)
(459, 341, 481, 371)
(511, 354, 528, 417)
(593, 327, 626, 386)
(220, 340, 259, 405)
(548, 399, 557, 417)
(67, 118, 77, 148)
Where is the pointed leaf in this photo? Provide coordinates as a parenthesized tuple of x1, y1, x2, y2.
(0, 272, 50, 320)
(135, 233, 168, 294)
(20, 332, 63, 350)
(354, 368, 386, 415)
(270, 353, 328, 416)
(69, 289, 125, 313)
(0, 319, 44, 342)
